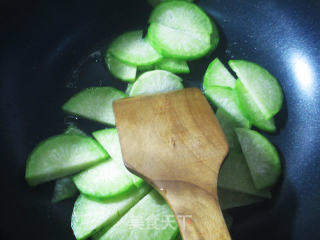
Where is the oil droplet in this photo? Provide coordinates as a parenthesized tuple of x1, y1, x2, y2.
(186, 218, 193, 224)
(160, 188, 167, 195)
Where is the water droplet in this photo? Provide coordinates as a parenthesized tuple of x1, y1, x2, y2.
(64, 115, 79, 125)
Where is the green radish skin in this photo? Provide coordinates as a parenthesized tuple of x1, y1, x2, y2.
(94, 190, 178, 240)
(71, 183, 151, 240)
(73, 160, 134, 199)
(137, 64, 155, 72)
(25, 135, 108, 186)
(209, 19, 220, 53)
(218, 188, 263, 210)
(203, 58, 236, 89)
(229, 60, 283, 119)
(108, 30, 162, 66)
(93, 128, 144, 187)
(218, 151, 271, 198)
(175, 235, 182, 240)
(235, 80, 276, 132)
(205, 86, 251, 128)
(215, 108, 243, 152)
(149, 1, 213, 36)
(52, 177, 78, 203)
(148, 0, 194, 7)
(235, 128, 281, 190)
(155, 58, 190, 74)
(148, 22, 213, 60)
(106, 53, 137, 82)
(62, 87, 126, 126)
(129, 70, 183, 96)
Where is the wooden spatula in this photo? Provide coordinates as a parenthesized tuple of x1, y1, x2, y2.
(113, 88, 231, 240)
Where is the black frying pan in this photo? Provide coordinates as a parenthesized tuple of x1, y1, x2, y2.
(1, 0, 320, 239)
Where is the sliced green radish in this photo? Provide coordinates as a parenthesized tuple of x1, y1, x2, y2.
(149, 1, 213, 36)
(156, 58, 190, 74)
(125, 83, 133, 95)
(51, 125, 85, 202)
(215, 108, 242, 152)
(205, 87, 251, 128)
(93, 128, 122, 160)
(229, 60, 283, 119)
(108, 30, 162, 66)
(148, 22, 212, 60)
(235, 80, 276, 132)
(62, 87, 126, 126)
(148, 0, 194, 7)
(129, 70, 183, 96)
(106, 53, 137, 82)
(25, 135, 108, 186)
(203, 58, 236, 89)
(218, 188, 263, 210)
(71, 182, 151, 240)
(121, 161, 144, 188)
(73, 160, 134, 199)
(52, 176, 78, 203)
(94, 190, 178, 240)
(148, 1, 217, 59)
(235, 128, 281, 190)
(93, 128, 144, 187)
(218, 151, 271, 198)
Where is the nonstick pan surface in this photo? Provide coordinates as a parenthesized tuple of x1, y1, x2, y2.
(1, 0, 320, 239)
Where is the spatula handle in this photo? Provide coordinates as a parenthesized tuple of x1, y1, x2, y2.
(155, 181, 231, 240)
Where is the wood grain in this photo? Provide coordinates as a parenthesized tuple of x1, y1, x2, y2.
(113, 88, 230, 240)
